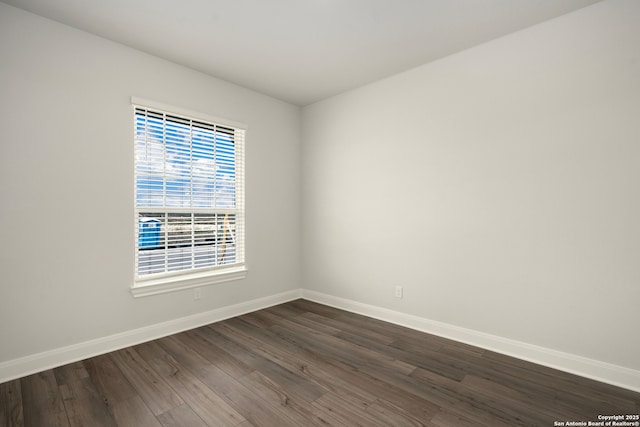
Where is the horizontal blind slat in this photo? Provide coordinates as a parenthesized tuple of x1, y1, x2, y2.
(134, 104, 244, 278)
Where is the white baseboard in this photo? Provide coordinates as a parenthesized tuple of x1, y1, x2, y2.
(0, 289, 301, 384)
(3, 288, 639, 394)
(300, 289, 640, 393)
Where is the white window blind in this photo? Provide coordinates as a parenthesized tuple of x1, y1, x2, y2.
(134, 102, 245, 281)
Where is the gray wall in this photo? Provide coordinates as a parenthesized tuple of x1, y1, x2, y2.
(301, 0, 640, 372)
(0, 3, 301, 363)
(1, 0, 638, 389)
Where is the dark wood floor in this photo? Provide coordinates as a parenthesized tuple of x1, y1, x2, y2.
(1, 299, 638, 426)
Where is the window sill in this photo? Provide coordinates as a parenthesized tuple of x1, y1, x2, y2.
(131, 266, 247, 298)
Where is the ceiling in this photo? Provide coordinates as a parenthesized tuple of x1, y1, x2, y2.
(2, 0, 601, 106)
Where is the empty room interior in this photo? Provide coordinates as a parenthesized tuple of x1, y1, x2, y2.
(1, 0, 639, 425)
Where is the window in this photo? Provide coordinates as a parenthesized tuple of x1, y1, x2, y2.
(132, 98, 246, 296)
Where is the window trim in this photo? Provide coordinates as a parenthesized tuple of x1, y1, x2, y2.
(130, 97, 247, 297)
(131, 265, 247, 297)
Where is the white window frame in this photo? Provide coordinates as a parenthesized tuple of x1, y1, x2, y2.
(131, 97, 247, 297)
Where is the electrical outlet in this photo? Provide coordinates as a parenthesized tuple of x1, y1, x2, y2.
(394, 285, 403, 299)
(194, 287, 201, 300)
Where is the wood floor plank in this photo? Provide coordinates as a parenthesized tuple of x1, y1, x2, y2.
(54, 363, 117, 427)
(236, 370, 345, 427)
(302, 311, 396, 345)
(409, 366, 550, 427)
(156, 404, 208, 427)
(144, 353, 245, 426)
(236, 312, 274, 329)
(268, 322, 441, 421)
(287, 299, 345, 319)
(109, 348, 184, 416)
(335, 328, 468, 382)
(239, 310, 291, 329)
(83, 355, 137, 407)
(266, 315, 417, 376)
(200, 326, 267, 371)
(196, 364, 305, 427)
(312, 392, 386, 427)
(84, 354, 160, 426)
(365, 399, 430, 427)
(263, 302, 307, 318)
(464, 350, 638, 417)
(223, 320, 385, 414)
(270, 320, 515, 426)
(214, 318, 357, 398)
(110, 396, 162, 427)
(411, 369, 568, 425)
(179, 328, 254, 378)
(482, 349, 640, 412)
(3, 299, 639, 426)
(130, 340, 167, 362)
(0, 379, 23, 427)
(157, 335, 211, 372)
(267, 309, 344, 336)
(325, 305, 483, 358)
(20, 371, 69, 427)
(430, 409, 487, 427)
(460, 373, 584, 422)
(211, 321, 329, 403)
